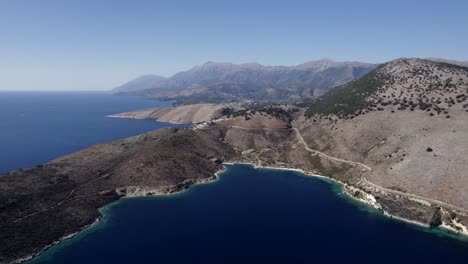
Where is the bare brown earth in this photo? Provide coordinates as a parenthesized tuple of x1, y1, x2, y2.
(296, 107, 468, 209)
(216, 113, 289, 129)
(299, 58, 468, 232)
(108, 103, 240, 124)
(295, 107, 468, 226)
(299, 59, 468, 210)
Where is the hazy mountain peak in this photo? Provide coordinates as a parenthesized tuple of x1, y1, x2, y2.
(311, 58, 336, 63)
(240, 62, 263, 67)
(136, 74, 166, 80)
(296, 59, 376, 71)
(112, 74, 166, 93)
(425, 57, 468, 67)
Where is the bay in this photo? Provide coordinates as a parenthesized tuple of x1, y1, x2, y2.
(29, 164, 468, 264)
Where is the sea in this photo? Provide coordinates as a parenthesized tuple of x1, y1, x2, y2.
(1, 92, 467, 263)
(0, 91, 181, 173)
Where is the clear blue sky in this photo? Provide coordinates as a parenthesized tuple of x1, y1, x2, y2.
(1, 0, 467, 90)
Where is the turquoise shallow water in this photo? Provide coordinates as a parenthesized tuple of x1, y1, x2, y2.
(28, 164, 468, 264)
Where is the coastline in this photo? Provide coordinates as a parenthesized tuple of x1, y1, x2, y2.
(18, 166, 227, 264)
(106, 114, 148, 120)
(16, 162, 468, 264)
(106, 114, 187, 125)
(224, 162, 468, 238)
(16, 217, 102, 264)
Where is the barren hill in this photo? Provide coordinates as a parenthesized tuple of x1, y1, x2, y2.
(305, 58, 468, 118)
(297, 58, 468, 227)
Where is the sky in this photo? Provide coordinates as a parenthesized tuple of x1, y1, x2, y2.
(0, 0, 467, 91)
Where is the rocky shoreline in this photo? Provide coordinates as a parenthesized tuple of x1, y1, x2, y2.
(10, 166, 227, 264)
(11, 217, 102, 264)
(229, 162, 468, 238)
(7, 161, 468, 264)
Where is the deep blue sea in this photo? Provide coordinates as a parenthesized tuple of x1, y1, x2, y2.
(2, 92, 468, 263)
(0, 91, 181, 173)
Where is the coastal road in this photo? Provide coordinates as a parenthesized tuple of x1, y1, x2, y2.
(292, 127, 468, 214)
(229, 125, 468, 215)
(292, 128, 372, 171)
(361, 178, 468, 214)
(227, 125, 372, 171)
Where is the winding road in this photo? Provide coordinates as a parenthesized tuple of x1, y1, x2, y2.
(361, 178, 468, 214)
(292, 128, 372, 171)
(4, 125, 466, 228)
(291, 127, 467, 214)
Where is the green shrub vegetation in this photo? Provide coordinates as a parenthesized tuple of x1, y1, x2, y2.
(305, 65, 386, 118)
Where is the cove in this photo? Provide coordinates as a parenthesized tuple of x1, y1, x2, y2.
(28, 164, 468, 264)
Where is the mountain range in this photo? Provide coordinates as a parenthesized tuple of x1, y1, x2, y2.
(114, 58, 467, 104)
(113, 59, 378, 103)
(113, 74, 167, 93)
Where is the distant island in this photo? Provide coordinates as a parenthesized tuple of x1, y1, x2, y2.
(1, 58, 468, 263)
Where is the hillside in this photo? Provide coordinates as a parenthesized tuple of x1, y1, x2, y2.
(305, 58, 468, 118)
(108, 103, 296, 126)
(115, 59, 377, 103)
(0, 128, 236, 263)
(298, 58, 468, 230)
(108, 103, 240, 124)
